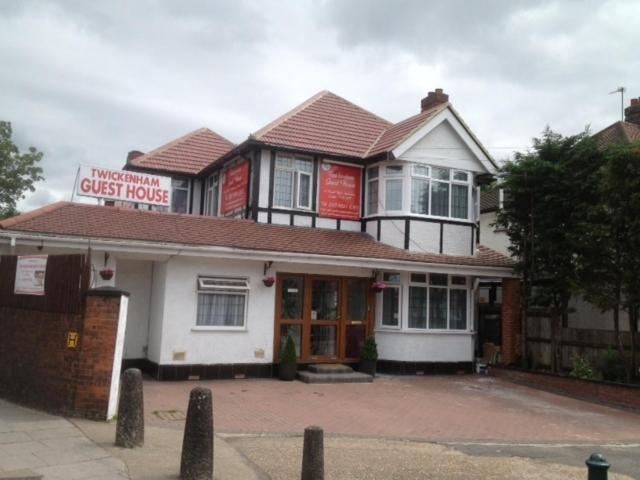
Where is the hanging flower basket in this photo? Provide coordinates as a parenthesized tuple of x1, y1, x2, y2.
(262, 276, 276, 287)
(99, 268, 114, 280)
(371, 281, 386, 293)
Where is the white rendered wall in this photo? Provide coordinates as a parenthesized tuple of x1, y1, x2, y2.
(147, 261, 167, 363)
(408, 221, 440, 253)
(442, 224, 473, 256)
(258, 149, 271, 209)
(479, 212, 510, 255)
(380, 219, 405, 249)
(115, 259, 152, 359)
(317, 218, 337, 230)
(340, 220, 361, 232)
(376, 330, 474, 362)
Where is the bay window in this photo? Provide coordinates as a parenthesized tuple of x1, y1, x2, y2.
(381, 272, 401, 327)
(196, 277, 249, 328)
(384, 165, 403, 211)
(385, 273, 470, 331)
(273, 154, 313, 209)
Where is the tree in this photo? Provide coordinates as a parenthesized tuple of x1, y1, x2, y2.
(496, 128, 600, 372)
(0, 121, 44, 219)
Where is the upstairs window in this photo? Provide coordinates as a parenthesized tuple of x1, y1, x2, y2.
(171, 178, 190, 213)
(366, 167, 379, 215)
(384, 166, 404, 211)
(203, 173, 219, 216)
(273, 154, 313, 209)
(196, 277, 249, 328)
(410, 165, 471, 220)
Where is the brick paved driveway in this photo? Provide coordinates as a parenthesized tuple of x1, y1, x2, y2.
(143, 375, 640, 443)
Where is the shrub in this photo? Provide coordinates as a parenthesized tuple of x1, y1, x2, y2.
(280, 335, 297, 364)
(361, 336, 378, 361)
(569, 353, 595, 380)
(599, 347, 627, 382)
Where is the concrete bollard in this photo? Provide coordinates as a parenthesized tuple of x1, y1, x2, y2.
(586, 453, 610, 480)
(115, 368, 144, 448)
(180, 387, 214, 480)
(301, 425, 324, 480)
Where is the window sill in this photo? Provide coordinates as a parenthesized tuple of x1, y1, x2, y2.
(191, 326, 247, 332)
(375, 328, 475, 335)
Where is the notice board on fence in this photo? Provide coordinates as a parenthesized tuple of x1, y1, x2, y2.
(319, 162, 362, 220)
(221, 161, 250, 214)
(14, 255, 48, 296)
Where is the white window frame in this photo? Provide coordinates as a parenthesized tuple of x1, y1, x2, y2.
(193, 276, 250, 331)
(366, 166, 379, 215)
(203, 173, 219, 216)
(170, 178, 191, 214)
(378, 272, 402, 329)
(273, 154, 313, 211)
(384, 165, 404, 213)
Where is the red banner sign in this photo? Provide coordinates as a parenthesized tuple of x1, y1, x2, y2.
(319, 162, 362, 220)
(221, 161, 250, 214)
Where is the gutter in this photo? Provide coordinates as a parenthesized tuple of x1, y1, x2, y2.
(0, 231, 517, 278)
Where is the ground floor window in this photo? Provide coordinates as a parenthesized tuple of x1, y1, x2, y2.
(196, 277, 249, 328)
(380, 272, 469, 331)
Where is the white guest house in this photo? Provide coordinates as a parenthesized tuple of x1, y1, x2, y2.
(0, 89, 518, 379)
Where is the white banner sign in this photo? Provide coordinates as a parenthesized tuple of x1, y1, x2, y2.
(15, 255, 48, 296)
(76, 165, 172, 207)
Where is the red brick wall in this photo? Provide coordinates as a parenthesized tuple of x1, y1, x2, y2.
(490, 366, 640, 412)
(0, 288, 125, 419)
(501, 278, 522, 365)
(74, 294, 121, 419)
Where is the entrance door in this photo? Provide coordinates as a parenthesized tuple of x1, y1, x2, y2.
(275, 274, 372, 363)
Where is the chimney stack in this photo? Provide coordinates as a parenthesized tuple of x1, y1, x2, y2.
(625, 98, 640, 125)
(126, 150, 144, 164)
(421, 88, 449, 112)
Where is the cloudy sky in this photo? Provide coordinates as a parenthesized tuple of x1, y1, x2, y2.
(2, 0, 638, 211)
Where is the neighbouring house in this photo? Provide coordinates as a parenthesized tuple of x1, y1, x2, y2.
(0, 89, 520, 379)
(479, 96, 640, 333)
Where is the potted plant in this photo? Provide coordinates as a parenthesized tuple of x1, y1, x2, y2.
(279, 335, 298, 381)
(371, 281, 386, 293)
(99, 268, 114, 280)
(359, 336, 378, 376)
(262, 276, 276, 287)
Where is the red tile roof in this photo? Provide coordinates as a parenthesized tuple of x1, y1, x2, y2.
(0, 203, 513, 269)
(365, 103, 448, 157)
(253, 91, 393, 158)
(596, 121, 640, 147)
(127, 128, 235, 175)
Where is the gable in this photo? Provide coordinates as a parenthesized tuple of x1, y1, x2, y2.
(394, 108, 496, 174)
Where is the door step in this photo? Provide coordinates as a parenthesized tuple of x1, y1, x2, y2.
(298, 364, 373, 384)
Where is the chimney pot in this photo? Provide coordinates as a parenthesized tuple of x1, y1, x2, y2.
(625, 97, 640, 125)
(421, 88, 449, 112)
(126, 150, 144, 164)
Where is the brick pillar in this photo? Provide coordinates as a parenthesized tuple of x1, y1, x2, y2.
(501, 278, 522, 366)
(74, 287, 129, 419)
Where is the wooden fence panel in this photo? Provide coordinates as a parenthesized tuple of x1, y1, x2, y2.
(0, 254, 89, 314)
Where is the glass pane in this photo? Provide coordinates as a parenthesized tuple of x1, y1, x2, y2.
(382, 286, 400, 326)
(347, 279, 368, 321)
(451, 276, 467, 286)
(171, 187, 188, 213)
(383, 272, 400, 283)
(385, 165, 403, 176)
(346, 324, 366, 358)
(453, 171, 468, 182)
(273, 169, 293, 207)
(452, 184, 468, 219)
(411, 178, 429, 214)
(367, 180, 378, 215)
(430, 181, 449, 216)
(311, 325, 337, 356)
(433, 167, 449, 180)
(430, 273, 448, 286)
(409, 286, 427, 329)
(411, 273, 427, 283)
(412, 164, 429, 177)
(276, 155, 294, 169)
(450, 290, 467, 330)
(172, 178, 189, 189)
(280, 324, 302, 358)
(385, 179, 403, 210)
(429, 288, 447, 329)
(298, 173, 311, 208)
(312, 280, 339, 320)
(281, 276, 304, 319)
(367, 166, 379, 180)
(197, 293, 244, 326)
(296, 157, 313, 173)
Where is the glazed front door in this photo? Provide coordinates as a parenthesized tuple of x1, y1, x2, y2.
(275, 274, 372, 363)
